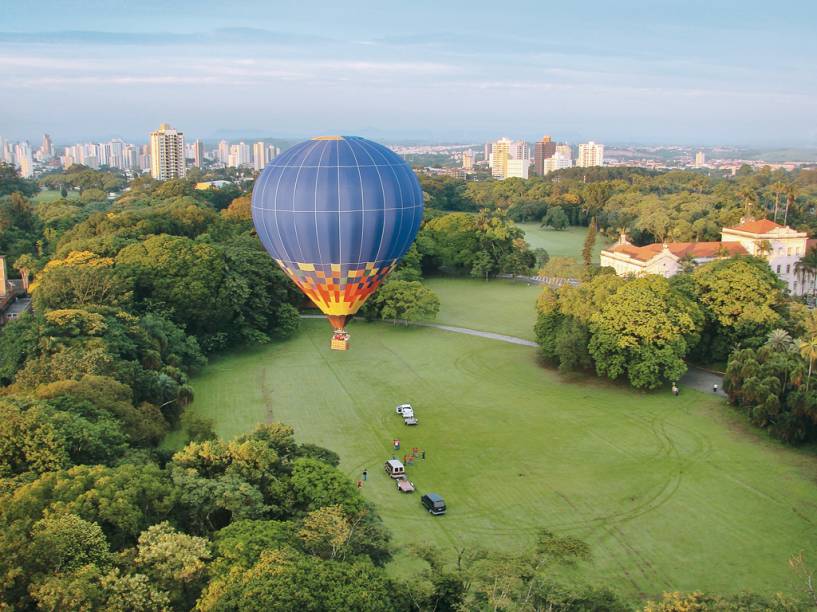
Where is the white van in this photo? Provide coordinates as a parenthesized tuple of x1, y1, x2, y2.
(384, 459, 406, 478)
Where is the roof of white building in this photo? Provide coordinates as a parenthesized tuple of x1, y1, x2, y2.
(604, 241, 747, 263)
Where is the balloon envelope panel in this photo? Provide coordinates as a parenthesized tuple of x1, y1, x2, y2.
(251, 136, 423, 322)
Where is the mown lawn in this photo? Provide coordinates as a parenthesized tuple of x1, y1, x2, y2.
(517, 223, 610, 263)
(34, 189, 80, 202)
(177, 318, 817, 601)
(422, 277, 540, 340)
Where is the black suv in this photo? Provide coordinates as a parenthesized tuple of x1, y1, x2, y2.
(421, 493, 446, 515)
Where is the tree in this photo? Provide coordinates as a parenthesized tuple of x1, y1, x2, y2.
(221, 194, 252, 221)
(582, 218, 597, 270)
(0, 162, 38, 197)
(765, 329, 793, 352)
(470, 250, 494, 280)
(800, 337, 817, 391)
(588, 276, 703, 389)
(116, 235, 229, 343)
(692, 257, 786, 361)
(289, 457, 365, 514)
(784, 184, 798, 225)
(542, 206, 569, 230)
(134, 522, 210, 609)
(32, 251, 132, 311)
(371, 280, 440, 325)
(29, 513, 112, 575)
(533, 248, 550, 269)
(197, 548, 394, 612)
(0, 399, 70, 477)
(770, 181, 787, 222)
(298, 505, 352, 560)
(12, 253, 37, 293)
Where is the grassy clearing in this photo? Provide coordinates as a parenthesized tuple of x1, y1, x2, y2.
(178, 318, 817, 600)
(422, 277, 540, 340)
(34, 189, 80, 203)
(517, 223, 610, 263)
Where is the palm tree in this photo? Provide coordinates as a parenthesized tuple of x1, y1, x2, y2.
(799, 338, 817, 391)
(784, 184, 798, 226)
(766, 329, 793, 352)
(737, 185, 759, 219)
(770, 181, 787, 222)
(795, 246, 817, 297)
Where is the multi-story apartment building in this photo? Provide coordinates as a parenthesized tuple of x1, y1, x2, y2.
(534, 136, 556, 175)
(577, 141, 604, 167)
(149, 123, 186, 180)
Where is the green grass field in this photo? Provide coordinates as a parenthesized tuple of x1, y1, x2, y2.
(422, 278, 540, 340)
(178, 318, 817, 600)
(517, 223, 610, 263)
(34, 189, 80, 203)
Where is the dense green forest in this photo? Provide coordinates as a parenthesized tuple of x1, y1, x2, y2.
(0, 163, 814, 609)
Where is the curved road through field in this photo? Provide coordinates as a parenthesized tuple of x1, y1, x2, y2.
(301, 314, 724, 393)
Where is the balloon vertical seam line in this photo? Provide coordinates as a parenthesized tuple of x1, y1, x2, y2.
(357, 138, 388, 264)
(313, 140, 329, 267)
(344, 137, 366, 269)
(291, 140, 321, 266)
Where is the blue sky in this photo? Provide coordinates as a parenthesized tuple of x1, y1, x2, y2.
(2, 0, 816, 145)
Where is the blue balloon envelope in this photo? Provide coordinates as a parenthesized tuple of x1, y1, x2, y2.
(252, 136, 423, 331)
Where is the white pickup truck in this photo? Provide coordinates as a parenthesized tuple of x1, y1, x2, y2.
(395, 404, 413, 417)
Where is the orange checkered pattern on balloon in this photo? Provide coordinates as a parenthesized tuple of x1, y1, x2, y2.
(276, 259, 398, 316)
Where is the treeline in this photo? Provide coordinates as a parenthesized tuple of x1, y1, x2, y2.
(535, 257, 795, 388)
(419, 165, 817, 245)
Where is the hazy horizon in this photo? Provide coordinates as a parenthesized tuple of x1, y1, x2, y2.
(3, 0, 816, 147)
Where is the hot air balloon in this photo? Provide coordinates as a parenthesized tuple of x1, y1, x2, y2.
(251, 136, 424, 350)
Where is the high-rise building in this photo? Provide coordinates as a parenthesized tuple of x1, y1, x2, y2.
(506, 159, 529, 179)
(534, 136, 557, 175)
(490, 138, 510, 179)
(0, 138, 12, 164)
(193, 140, 205, 168)
(36, 134, 53, 161)
(123, 145, 138, 170)
(556, 144, 572, 160)
(462, 150, 474, 171)
(577, 141, 604, 168)
(490, 138, 529, 179)
(509, 140, 530, 162)
(483, 142, 492, 162)
(267, 145, 279, 162)
(238, 142, 250, 166)
(252, 141, 267, 171)
(694, 151, 706, 168)
(218, 140, 230, 164)
(13, 142, 33, 178)
(542, 153, 572, 174)
(149, 123, 186, 180)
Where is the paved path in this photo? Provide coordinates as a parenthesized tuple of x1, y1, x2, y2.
(679, 366, 725, 395)
(411, 322, 539, 347)
(300, 314, 722, 389)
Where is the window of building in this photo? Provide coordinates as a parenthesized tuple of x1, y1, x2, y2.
(778, 248, 783, 255)
(777, 265, 781, 273)
(786, 264, 791, 274)
(788, 247, 793, 256)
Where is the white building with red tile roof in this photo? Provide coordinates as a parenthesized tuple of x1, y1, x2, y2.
(601, 236, 747, 278)
(600, 218, 816, 295)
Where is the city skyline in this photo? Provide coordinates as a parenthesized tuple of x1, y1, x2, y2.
(2, 1, 817, 145)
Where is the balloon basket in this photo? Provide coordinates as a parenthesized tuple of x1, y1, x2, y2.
(330, 331, 350, 351)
